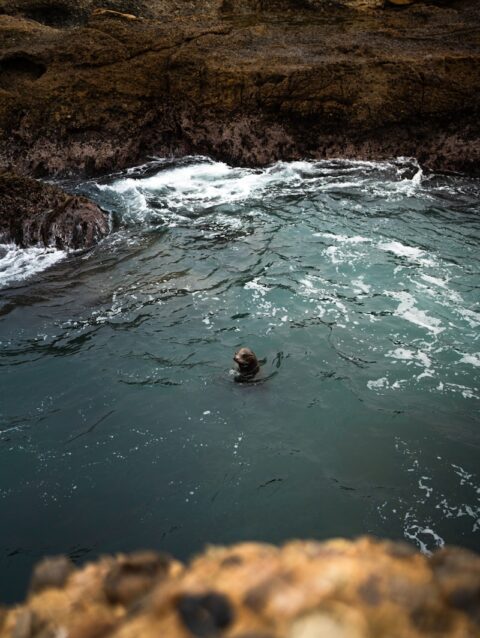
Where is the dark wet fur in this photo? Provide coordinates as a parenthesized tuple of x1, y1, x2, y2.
(234, 347, 260, 382)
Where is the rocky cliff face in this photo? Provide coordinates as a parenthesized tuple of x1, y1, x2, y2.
(1, 538, 479, 638)
(0, 172, 108, 248)
(0, 0, 479, 178)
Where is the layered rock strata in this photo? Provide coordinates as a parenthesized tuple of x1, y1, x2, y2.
(0, 1, 479, 177)
(1, 538, 480, 638)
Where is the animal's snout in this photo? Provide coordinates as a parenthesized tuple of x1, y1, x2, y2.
(234, 347, 260, 377)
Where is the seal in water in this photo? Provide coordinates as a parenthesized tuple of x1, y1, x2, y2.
(233, 347, 260, 381)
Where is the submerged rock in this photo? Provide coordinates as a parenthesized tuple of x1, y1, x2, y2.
(0, 172, 109, 249)
(0, 538, 479, 637)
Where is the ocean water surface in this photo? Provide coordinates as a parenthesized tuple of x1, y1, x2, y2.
(0, 157, 479, 601)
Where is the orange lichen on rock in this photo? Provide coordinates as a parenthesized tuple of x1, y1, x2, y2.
(1, 538, 479, 638)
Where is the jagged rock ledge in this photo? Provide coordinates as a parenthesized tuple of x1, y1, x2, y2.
(0, 0, 479, 178)
(1, 537, 479, 637)
(0, 172, 108, 249)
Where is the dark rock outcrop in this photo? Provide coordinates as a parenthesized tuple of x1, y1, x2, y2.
(0, 172, 109, 248)
(1, 538, 480, 637)
(0, 1, 478, 177)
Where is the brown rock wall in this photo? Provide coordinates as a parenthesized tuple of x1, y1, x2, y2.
(0, 2, 479, 176)
(0, 172, 109, 248)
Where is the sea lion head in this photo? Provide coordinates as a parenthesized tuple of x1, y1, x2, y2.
(234, 347, 259, 378)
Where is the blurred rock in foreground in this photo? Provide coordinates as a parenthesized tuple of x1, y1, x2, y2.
(1, 537, 479, 637)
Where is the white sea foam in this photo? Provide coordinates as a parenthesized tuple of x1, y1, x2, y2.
(317, 233, 371, 267)
(378, 240, 435, 266)
(459, 353, 480, 368)
(100, 180, 147, 208)
(301, 277, 315, 290)
(415, 274, 463, 306)
(325, 245, 340, 264)
(420, 273, 448, 288)
(105, 161, 266, 214)
(100, 157, 431, 232)
(387, 347, 433, 379)
(397, 348, 430, 366)
(379, 240, 424, 261)
(387, 291, 444, 335)
(351, 278, 371, 294)
(244, 278, 271, 296)
(444, 383, 479, 400)
(314, 232, 370, 244)
(0, 243, 66, 288)
(455, 307, 480, 328)
(403, 518, 445, 556)
(388, 347, 415, 361)
(387, 440, 480, 553)
(367, 377, 389, 390)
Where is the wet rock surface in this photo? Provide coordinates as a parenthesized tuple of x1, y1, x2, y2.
(0, 172, 109, 248)
(0, 538, 479, 637)
(0, 1, 478, 177)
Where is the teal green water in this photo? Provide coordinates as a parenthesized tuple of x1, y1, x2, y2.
(0, 157, 479, 601)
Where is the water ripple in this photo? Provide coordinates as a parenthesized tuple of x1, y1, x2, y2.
(0, 156, 479, 579)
